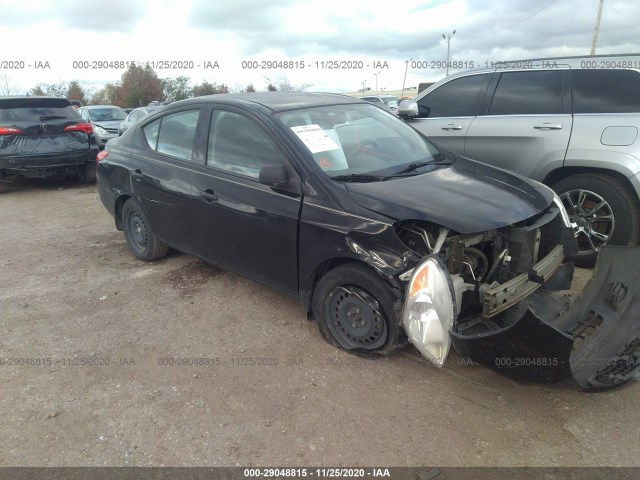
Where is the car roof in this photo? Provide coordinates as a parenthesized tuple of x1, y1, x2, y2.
(171, 92, 364, 113)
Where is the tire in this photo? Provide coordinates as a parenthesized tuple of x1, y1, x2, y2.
(81, 162, 96, 184)
(312, 262, 403, 357)
(121, 199, 169, 261)
(552, 174, 640, 267)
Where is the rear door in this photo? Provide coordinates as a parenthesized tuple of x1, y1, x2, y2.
(129, 107, 202, 251)
(408, 72, 492, 153)
(464, 69, 572, 180)
(190, 106, 301, 293)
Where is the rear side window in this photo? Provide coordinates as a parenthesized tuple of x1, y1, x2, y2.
(572, 70, 640, 113)
(417, 74, 488, 117)
(488, 71, 563, 115)
(0, 98, 79, 122)
(143, 109, 200, 161)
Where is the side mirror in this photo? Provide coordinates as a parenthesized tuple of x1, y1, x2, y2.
(259, 164, 288, 186)
(398, 100, 419, 119)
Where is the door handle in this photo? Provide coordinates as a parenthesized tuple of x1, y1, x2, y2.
(533, 123, 563, 130)
(199, 189, 218, 203)
(441, 124, 463, 131)
(131, 169, 144, 179)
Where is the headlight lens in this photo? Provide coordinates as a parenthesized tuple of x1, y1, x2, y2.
(94, 126, 107, 135)
(402, 256, 455, 367)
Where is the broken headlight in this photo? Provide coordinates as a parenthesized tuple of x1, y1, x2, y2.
(402, 256, 456, 367)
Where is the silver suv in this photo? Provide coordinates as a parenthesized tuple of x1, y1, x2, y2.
(400, 66, 640, 266)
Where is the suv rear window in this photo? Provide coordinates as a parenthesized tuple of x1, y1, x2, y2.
(0, 98, 79, 122)
(572, 69, 640, 113)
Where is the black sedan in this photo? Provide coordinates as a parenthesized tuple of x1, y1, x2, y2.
(97, 93, 639, 389)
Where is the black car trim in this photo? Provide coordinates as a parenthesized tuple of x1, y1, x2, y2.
(303, 201, 393, 227)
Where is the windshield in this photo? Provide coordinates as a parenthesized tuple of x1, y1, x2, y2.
(0, 98, 79, 122)
(381, 97, 399, 108)
(277, 103, 442, 178)
(88, 108, 127, 121)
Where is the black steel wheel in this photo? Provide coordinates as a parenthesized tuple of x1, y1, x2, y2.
(312, 262, 403, 356)
(121, 199, 169, 261)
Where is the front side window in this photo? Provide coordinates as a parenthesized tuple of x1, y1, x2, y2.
(143, 109, 200, 161)
(488, 71, 563, 115)
(207, 110, 284, 178)
(572, 69, 640, 113)
(277, 103, 442, 179)
(417, 74, 488, 117)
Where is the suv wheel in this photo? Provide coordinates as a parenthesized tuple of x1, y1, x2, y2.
(80, 162, 96, 184)
(553, 174, 640, 267)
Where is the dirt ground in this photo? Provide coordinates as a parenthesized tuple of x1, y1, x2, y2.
(0, 178, 638, 468)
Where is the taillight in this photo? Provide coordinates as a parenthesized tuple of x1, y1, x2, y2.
(96, 150, 109, 164)
(0, 126, 22, 135)
(64, 122, 93, 134)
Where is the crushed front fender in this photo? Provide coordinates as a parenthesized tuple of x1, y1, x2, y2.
(450, 246, 640, 389)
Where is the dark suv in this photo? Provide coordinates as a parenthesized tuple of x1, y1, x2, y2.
(0, 96, 98, 182)
(400, 66, 640, 266)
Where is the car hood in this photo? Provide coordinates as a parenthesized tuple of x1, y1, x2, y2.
(346, 156, 554, 233)
(94, 120, 123, 129)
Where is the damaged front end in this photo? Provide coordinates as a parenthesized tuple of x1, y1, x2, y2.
(398, 203, 640, 389)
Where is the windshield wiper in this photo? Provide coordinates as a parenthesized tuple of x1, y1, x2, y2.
(39, 115, 67, 120)
(330, 174, 388, 182)
(388, 154, 453, 177)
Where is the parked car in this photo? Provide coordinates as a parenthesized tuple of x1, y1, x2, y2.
(362, 95, 400, 111)
(118, 106, 157, 136)
(96, 93, 639, 389)
(78, 105, 127, 149)
(399, 66, 640, 266)
(0, 96, 98, 182)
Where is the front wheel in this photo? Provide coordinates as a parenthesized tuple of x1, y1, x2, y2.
(552, 174, 640, 267)
(121, 199, 169, 261)
(312, 263, 403, 357)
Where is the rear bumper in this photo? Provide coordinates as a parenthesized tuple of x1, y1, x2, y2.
(0, 150, 98, 178)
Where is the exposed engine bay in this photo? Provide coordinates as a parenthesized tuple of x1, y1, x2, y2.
(395, 205, 640, 389)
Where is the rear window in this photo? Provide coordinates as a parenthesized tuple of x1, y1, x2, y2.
(572, 69, 640, 113)
(0, 98, 79, 122)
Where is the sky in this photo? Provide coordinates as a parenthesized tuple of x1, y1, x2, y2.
(0, 0, 639, 97)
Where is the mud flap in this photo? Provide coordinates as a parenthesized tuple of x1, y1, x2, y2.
(451, 246, 640, 389)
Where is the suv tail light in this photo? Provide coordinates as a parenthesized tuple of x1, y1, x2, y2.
(96, 150, 109, 164)
(64, 123, 93, 134)
(0, 126, 23, 135)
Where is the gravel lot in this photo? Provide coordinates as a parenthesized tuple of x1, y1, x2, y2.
(0, 179, 638, 468)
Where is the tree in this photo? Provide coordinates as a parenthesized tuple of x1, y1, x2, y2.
(161, 76, 191, 102)
(267, 83, 277, 91)
(0, 74, 21, 95)
(90, 83, 118, 105)
(115, 63, 163, 107)
(67, 81, 89, 104)
(192, 81, 229, 97)
(29, 82, 67, 97)
(277, 78, 312, 92)
(246, 83, 256, 93)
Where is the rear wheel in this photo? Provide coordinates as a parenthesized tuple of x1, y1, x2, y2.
(121, 199, 169, 261)
(552, 174, 640, 267)
(312, 263, 402, 357)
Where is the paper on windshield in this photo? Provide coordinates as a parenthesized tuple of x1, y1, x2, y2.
(290, 124, 340, 153)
